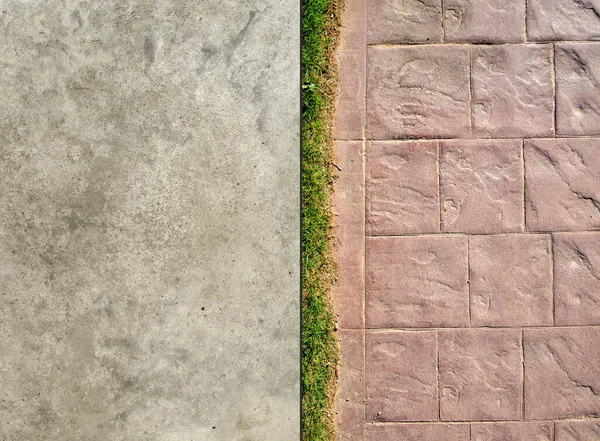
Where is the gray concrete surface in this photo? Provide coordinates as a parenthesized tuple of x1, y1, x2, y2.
(0, 1, 299, 440)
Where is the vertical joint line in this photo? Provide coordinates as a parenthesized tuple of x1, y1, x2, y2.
(436, 330, 441, 421)
(468, 47, 474, 135)
(521, 329, 525, 421)
(552, 43, 557, 138)
(437, 141, 442, 232)
(467, 237, 471, 327)
(440, 0, 445, 43)
(524, 0, 528, 41)
(522, 139, 526, 232)
(550, 233, 556, 326)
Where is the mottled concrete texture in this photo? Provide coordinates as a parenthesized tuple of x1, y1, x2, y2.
(0, 1, 299, 440)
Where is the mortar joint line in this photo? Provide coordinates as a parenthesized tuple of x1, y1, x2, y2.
(436, 329, 441, 421)
(552, 43, 557, 138)
(468, 46, 474, 136)
(521, 328, 526, 421)
(467, 237, 472, 327)
(362, 0, 368, 435)
(440, 0, 445, 43)
(550, 233, 556, 326)
(522, 139, 527, 232)
(437, 141, 442, 233)
(524, 0, 528, 42)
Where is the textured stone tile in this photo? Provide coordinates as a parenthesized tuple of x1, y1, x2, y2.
(440, 139, 523, 234)
(366, 236, 469, 328)
(439, 329, 523, 421)
(333, 141, 365, 329)
(470, 234, 553, 327)
(472, 45, 553, 138)
(524, 327, 600, 419)
(528, 0, 600, 41)
(367, 141, 439, 235)
(334, 50, 366, 140)
(555, 233, 600, 326)
(336, 330, 364, 441)
(471, 422, 553, 441)
(556, 43, 600, 136)
(366, 424, 469, 441)
(443, 0, 525, 43)
(556, 421, 600, 441)
(367, 46, 470, 139)
(524, 138, 600, 231)
(366, 331, 437, 422)
(367, 0, 441, 44)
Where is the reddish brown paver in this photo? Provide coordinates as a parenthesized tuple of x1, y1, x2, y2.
(443, 0, 525, 43)
(367, 141, 439, 235)
(333, 0, 600, 438)
(366, 331, 438, 422)
(440, 139, 523, 234)
(439, 329, 523, 421)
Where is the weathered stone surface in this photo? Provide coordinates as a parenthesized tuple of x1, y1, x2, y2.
(367, 141, 439, 235)
(333, 141, 365, 329)
(366, 236, 469, 328)
(524, 327, 600, 419)
(528, 0, 600, 41)
(472, 44, 553, 138)
(334, 50, 366, 140)
(440, 139, 523, 234)
(366, 331, 437, 422)
(470, 234, 553, 327)
(471, 422, 553, 441)
(367, 0, 441, 44)
(367, 424, 469, 441)
(439, 329, 523, 421)
(443, 0, 525, 43)
(556, 421, 600, 441)
(524, 138, 600, 231)
(335, 330, 364, 441)
(367, 46, 470, 139)
(556, 43, 600, 136)
(554, 232, 600, 326)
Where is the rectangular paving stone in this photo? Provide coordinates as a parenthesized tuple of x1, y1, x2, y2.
(336, 330, 365, 441)
(440, 139, 523, 234)
(366, 236, 469, 328)
(367, 0, 441, 44)
(333, 141, 365, 329)
(556, 421, 600, 441)
(555, 232, 600, 326)
(471, 422, 553, 441)
(367, 46, 470, 140)
(556, 43, 600, 136)
(443, 0, 525, 43)
(470, 234, 553, 327)
(334, 50, 366, 140)
(439, 329, 523, 421)
(524, 138, 600, 231)
(366, 331, 438, 422)
(524, 327, 600, 420)
(472, 44, 554, 138)
(367, 141, 439, 235)
(366, 424, 469, 441)
(528, 0, 600, 41)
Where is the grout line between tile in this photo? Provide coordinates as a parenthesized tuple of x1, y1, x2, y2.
(362, 2, 368, 435)
(521, 329, 525, 420)
(440, 0, 445, 43)
(436, 329, 441, 421)
(365, 324, 600, 331)
(551, 233, 556, 326)
(437, 141, 442, 233)
(522, 139, 527, 232)
(467, 237, 472, 327)
(524, 0, 528, 42)
(552, 43, 557, 137)
(469, 46, 474, 135)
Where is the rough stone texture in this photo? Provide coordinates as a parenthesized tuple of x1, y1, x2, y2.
(556, 43, 600, 136)
(528, 0, 600, 41)
(0, 1, 299, 440)
(524, 327, 600, 420)
(525, 139, 600, 232)
(334, 141, 365, 329)
(556, 421, 600, 441)
(367, 0, 441, 44)
(472, 44, 554, 138)
(470, 235, 553, 327)
(367, 46, 470, 139)
(440, 139, 523, 234)
(366, 236, 469, 328)
(366, 331, 438, 422)
(367, 141, 439, 235)
(366, 424, 469, 441)
(471, 422, 553, 441)
(439, 329, 523, 421)
(443, 0, 525, 43)
(334, 0, 366, 140)
(554, 232, 600, 326)
(335, 330, 364, 441)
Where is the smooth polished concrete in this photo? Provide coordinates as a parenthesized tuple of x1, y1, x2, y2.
(0, 1, 299, 439)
